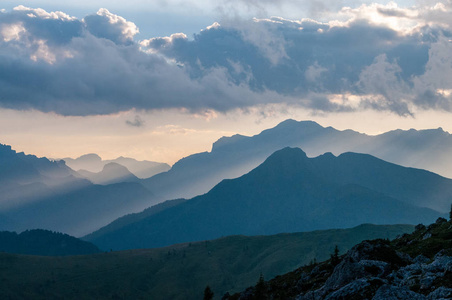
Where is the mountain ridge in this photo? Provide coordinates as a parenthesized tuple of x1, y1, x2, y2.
(141, 119, 452, 202)
(86, 147, 446, 250)
(63, 154, 170, 179)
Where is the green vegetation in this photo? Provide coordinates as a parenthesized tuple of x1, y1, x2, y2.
(0, 229, 100, 256)
(0, 224, 412, 299)
(228, 217, 452, 299)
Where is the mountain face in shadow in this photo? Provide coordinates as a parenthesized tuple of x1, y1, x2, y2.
(0, 229, 100, 256)
(141, 119, 452, 202)
(86, 148, 446, 250)
(0, 144, 156, 237)
(0, 144, 90, 210)
(77, 162, 139, 185)
(63, 154, 170, 179)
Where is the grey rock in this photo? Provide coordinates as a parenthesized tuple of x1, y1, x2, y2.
(414, 255, 430, 264)
(428, 255, 452, 273)
(325, 278, 385, 300)
(372, 285, 426, 300)
(397, 251, 413, 264)
(296, 289, 324, 300)
(428, 287, 452, 299)
(423, 232, 433, 240)
(419, 274, 436, 290)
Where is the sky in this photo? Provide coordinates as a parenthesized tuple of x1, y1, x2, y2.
(1, 0, 452, 164)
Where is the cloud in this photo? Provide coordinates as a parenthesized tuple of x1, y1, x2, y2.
(126, 115, 145, 127)
(0, 3, 451, 116)
(84, 8, 139, 45)
(357, 54, 412, 115)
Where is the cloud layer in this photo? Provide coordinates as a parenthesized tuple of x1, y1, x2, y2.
(0, 2, 452, 116)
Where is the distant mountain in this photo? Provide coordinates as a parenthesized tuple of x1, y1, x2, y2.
(0, 143, 90, 210)
(106, 157, 171, 179)
(86, 148, 446, 250)
(87, 198, 187, 240)
(0, 144, 156, 237)
(0, 229, 100, 256)
(77, 162, 139, 185)
(63, 154, 170, 179)
(1, 182, 155, 237)
(63, 153, 104, 173)
(0, 224, 414, 300)
(141, 119, 452, 202)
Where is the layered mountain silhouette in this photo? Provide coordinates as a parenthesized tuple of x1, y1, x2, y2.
(86, 147, 447, 250)
(0, 144, 90, 210)
(0, 229, 100, 256)
(2, 182, 154, 237)
(77, 162, 139, 185)
(63, 154, 170, 179)
(0, 144, 156, 236)
(140, 119, 452, 201)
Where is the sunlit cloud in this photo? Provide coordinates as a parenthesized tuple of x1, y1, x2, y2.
(0, 2, 451, 117)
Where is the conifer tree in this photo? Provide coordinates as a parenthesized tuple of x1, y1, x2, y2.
(204, 285, 214, 300)
(331, 245, 340, 266)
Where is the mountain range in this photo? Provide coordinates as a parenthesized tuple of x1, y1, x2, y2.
(63, 154, 170, 179)
(86, 147, 447, 250)
(77, 162, 140, 185)
(0, 144, 156, 236)
(140, 119, 452, 202)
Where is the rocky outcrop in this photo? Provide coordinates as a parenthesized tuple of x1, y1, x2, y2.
(296, 242, 452, 299)
(229, 218, 452, 300)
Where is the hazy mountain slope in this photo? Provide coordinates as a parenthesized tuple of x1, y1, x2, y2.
(0, 144, 86, 189)
(0, 144, 90, 210)
(2, 182, 155, 237)
(63, 154, 170, 179)
(86, 198, 187, 241)
(141, 119, 452, 201)
(77, 162, 139, 185)
(105, 157, 170, 179)
(0, 229, 100, 256)
(0, 144, 156, 236)
(0, 224, 414, 300)
(87, 148, 444, 250)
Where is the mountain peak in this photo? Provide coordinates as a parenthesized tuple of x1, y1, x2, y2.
(102, 162, 129, 172)
(274, 119, 323, 130)
(77, 153, 102, 161)
(260, 147, 308, 168)
(211, 134, 248, 152)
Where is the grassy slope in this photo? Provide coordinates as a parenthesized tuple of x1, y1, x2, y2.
(0, 224, 413, 299)
(230, 218, 452, 299)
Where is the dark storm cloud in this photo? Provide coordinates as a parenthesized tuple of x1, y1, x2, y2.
(144, 17, 434, 115)
(0, 7, 278, 115)
(0, 4, 451, 116)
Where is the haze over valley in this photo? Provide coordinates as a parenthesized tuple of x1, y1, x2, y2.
(2, 0, 452, 299)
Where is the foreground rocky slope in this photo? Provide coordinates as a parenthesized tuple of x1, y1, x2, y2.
(229, 217, 452, 299)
